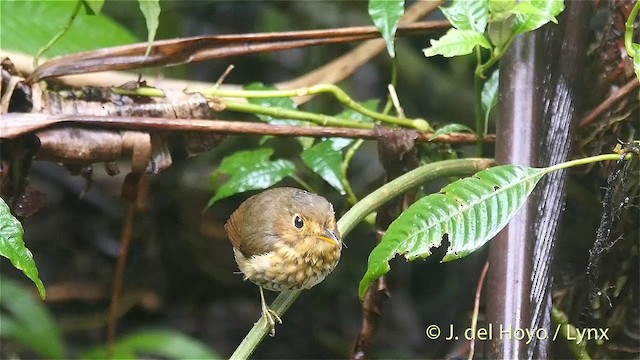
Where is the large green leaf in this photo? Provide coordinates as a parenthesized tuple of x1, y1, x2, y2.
(359, 165, 547, 298)
(138, 0, 161, 56)
(0, 198, 45, 299)
(0, 276, 63, 358)
(368, 0, 405, 58)
(0, 0, 138, 57)
(208, 148, 296, 205)
(440, 0, 489, 34)
(511, 0, 564, 35)
(423, 29, 492, 58)
(80, 330, 220, 359)
(301, 140, 347, 194)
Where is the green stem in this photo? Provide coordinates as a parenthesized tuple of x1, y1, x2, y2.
(229, 157, 495, 360)
(544, 153, 629, 173)
(474, 47, 485, 157)
(625, 1, 640, 58)
(552, 306, 592, 360)
(341, 139, 364, 206)
(33, 0, 83, 69)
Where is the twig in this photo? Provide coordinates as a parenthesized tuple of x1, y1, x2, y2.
(1, 113, 495, 144)
(468, 261, 490, 360)
(33, 0, 83, 69)
(578, 79, 639, 128)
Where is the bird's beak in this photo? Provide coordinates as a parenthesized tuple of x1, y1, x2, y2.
(317, 229, 340, 246)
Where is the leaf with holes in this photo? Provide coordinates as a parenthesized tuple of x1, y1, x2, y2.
(208, 148, 296, 206)
(359, 164, 547, 298)
(0, 198, 46, 299)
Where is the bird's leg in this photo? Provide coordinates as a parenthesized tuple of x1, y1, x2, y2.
(259, 286, 282, 336)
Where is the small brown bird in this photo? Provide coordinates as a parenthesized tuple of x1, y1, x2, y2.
(225, 187, 342, 336)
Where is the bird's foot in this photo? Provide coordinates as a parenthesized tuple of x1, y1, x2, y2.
(261, 304, 282, 337)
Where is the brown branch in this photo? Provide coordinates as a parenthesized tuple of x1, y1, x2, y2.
(468, 261, 490, 360)
(578, 79, 639, 128)
(27, 21, 449, 83)
(1, 113, 494, 144)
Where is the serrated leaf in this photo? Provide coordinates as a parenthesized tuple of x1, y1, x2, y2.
(423, 29, 492, 58)
(0, 198, 45, 299)
(512, 0, 564, 35)
(440, 0, 489, 34)
(138, 0, 161, 56)
(0, 1, 138, 57)
(0, 276, 63, 358)
(83, 0, 104, 15)
(481, 69, 499, 133)
(368, 0, 405, 58)
(80, 330, 220, 359)
(208, 148, 296, 205)
(301, 141, 346, 194)
(430, 124, 475, 141)
(359, 165, 547, 298)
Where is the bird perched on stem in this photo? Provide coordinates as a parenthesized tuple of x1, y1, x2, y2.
(225, 187, 342, 336)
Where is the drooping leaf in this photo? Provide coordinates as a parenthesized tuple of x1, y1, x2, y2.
(80, 330, 220, 359)
(0, 277, 63, 358)
(511, 0, 564, 35)
(83, 0, 104, 15)
(440, 0, 489, 34)
(430, 124, 475, 141)
(359, 165, 548, 298)
(0, 198, 45, 299)
(208, 148, 296, 205)
(0, 1, 138, 57)
(481, 69, 500, 133)
(138, 0, 161, 56)
(423, 29, 492, 58)
(301, 141, 347, 194)
(368, 0, 405, 58)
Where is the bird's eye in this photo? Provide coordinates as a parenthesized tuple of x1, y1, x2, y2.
(293, 214, 304, 229)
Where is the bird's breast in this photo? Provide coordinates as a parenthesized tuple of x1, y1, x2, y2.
(234, 242, 341, 292)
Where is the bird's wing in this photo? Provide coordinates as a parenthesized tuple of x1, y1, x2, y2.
(224, 192, 279, 258)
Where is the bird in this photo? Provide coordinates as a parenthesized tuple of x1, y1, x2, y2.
(224, 187, 342, 336)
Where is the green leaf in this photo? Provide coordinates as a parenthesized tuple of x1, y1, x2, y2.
(208, 148, 296, 205)
(489, 0, 516, 14)
(0, 276, 63, 358)
(512, 0, 564, 35)
(430, 124, 474, 141)
(138, 0, 161, 56)
(83, 0, 104, 15)
(368, 0, 405, 58)
(0, 198, 45, 299)
(440, 0, 489, 34)
(481, 69, 499, 132)
(423, 29, 492, 58)
(632, 44, 640, 81)
(0, 0, 138, 57)
(359, 165, 547, 298)
(80, 330, 220, 359)
(301, 141, 346, 194)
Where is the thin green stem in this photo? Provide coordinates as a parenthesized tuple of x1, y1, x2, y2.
(552, 306, 592, 360)
(382, 58, 399, 115)
(33, 0, 83, 69)
(474, 47, 485, 157)
(289, 174, 314, 193)
(544, 153, 630, 173)
(194, 84, 432, 131)
(625, 0, 640, 58)
(229, 158, 494, 359)
(341, 139, 364, 206)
